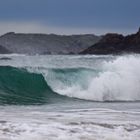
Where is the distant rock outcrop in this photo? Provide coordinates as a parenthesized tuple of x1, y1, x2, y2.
(80, 28, 140, 55)
(0, 32, 100, 54)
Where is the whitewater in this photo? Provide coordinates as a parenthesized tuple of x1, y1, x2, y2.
(0, 54, 140, 140)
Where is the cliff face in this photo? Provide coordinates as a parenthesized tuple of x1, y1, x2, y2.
(80, 28, 140, 55)
(0, 32, 100, 54)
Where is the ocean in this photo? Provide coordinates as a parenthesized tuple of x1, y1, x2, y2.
(0, 54, 140, 140)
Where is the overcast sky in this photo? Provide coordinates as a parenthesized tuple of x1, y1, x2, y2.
(0, 0, 140, 35)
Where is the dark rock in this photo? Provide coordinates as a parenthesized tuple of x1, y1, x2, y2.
(80, 28, 140, 55)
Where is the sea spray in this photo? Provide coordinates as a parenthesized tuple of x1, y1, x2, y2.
(44, 55, 140, 101)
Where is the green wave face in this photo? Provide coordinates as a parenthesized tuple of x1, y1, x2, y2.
(0, 66, 93, 105)
(0, 66, 60, 105)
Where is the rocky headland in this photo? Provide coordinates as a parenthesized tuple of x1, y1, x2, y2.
(0, 28, 140, 55)
(80, 28, 140, 55)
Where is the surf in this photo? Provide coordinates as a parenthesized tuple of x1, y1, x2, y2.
(0, 55, 140, 105)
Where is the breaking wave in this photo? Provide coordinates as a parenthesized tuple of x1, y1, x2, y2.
(0, 55, 140, 104)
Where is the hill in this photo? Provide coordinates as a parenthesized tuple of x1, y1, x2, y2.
(0, 32, 100, 54)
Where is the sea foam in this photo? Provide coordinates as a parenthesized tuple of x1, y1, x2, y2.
(44, 55, 140, 101)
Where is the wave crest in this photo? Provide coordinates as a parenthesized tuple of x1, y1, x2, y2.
(0, 55, 140, 104)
